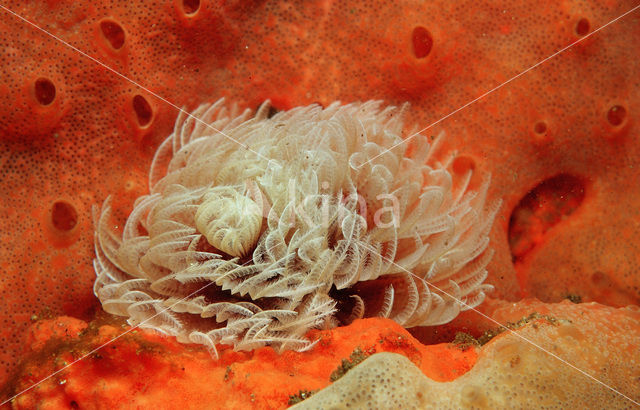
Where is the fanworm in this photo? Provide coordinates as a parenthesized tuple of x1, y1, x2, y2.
(93, 99, 498, 357)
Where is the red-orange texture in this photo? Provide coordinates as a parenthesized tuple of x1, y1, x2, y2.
(7, 317, 476, 409)
(0, 0, 638, 390)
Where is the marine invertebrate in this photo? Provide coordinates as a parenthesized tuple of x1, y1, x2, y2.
(3, 0, 639, 385)
(9, 316, 478, 409)
(292, 301, 640, 409)
(93, 99, 496, 356)
(10, 301, 640, 408)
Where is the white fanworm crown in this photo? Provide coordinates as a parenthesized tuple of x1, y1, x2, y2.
(93, 98, 499, 357)
(195, 186, 263, 257)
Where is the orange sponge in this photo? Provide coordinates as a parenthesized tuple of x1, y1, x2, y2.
(7, 317, 476, 409)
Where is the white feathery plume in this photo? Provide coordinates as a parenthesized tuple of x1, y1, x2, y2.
(93, 99, 498, 357)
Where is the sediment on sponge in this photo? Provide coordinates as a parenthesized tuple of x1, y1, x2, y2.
(93, 98, 498, 357)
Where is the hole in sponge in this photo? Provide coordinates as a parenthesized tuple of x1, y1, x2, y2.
(452, 155, 476, 176)
(591, 271, 608, 286)
(607, 105, 627, 127)
(34, 78, 56, 106)
(51, 201, 78, 231)
(533, 121, 547, 135)
(575, 18, 590, 37)
(182, 0, 200, 15)
(411, 26, 433, 59)
(100, 20, 125, 50)
(133, 95, 153, 127)
(451, 155, 481, 191)
(508, 174, 585, 263)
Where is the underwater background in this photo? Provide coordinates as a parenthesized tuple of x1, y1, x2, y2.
(0, 0, 639, 408)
